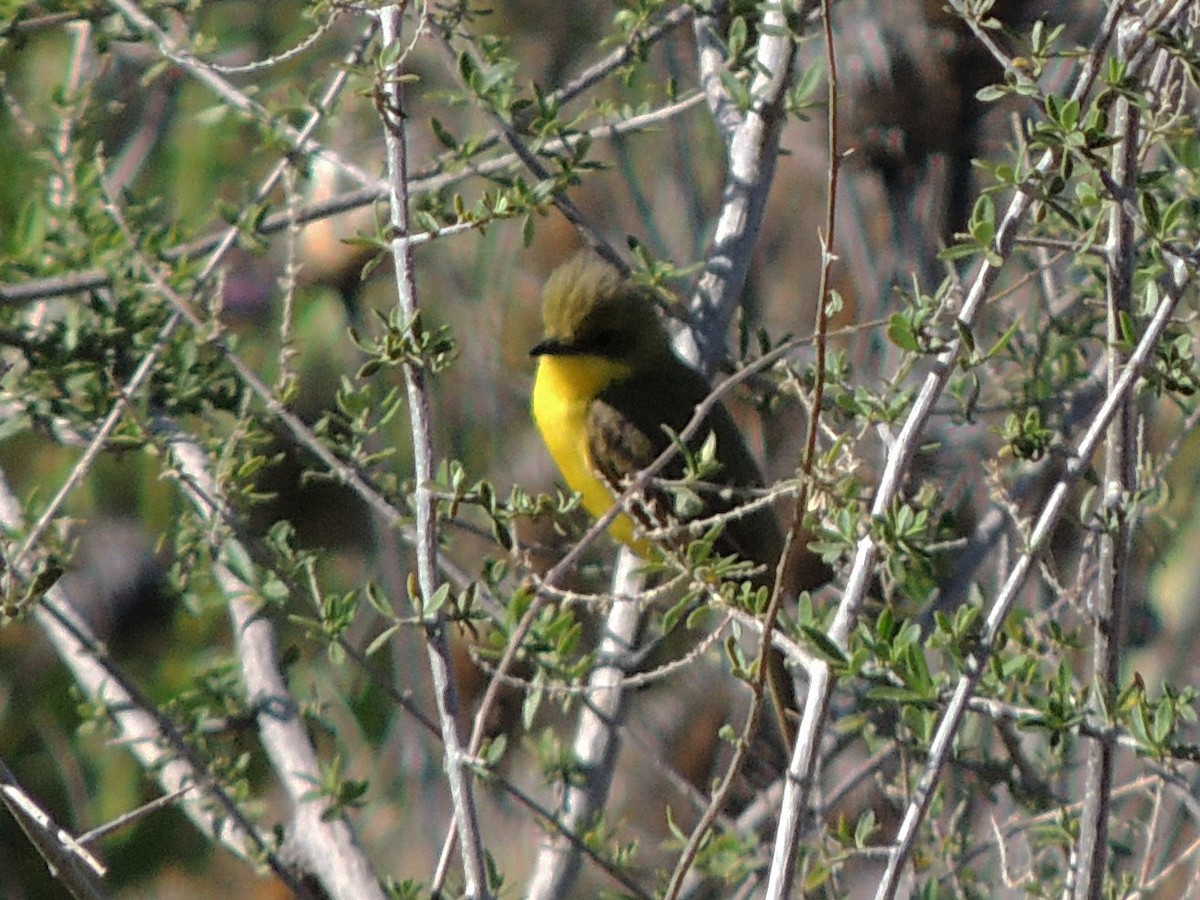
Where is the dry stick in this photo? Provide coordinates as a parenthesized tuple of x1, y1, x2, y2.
(767, 1, 1132, 895)
(661, 3, 812, 896)
(1074, 23, 1141, 900)
(376, 7, 489, 899)
(760, 1, 839, 892)
(47, 21, 91, 218)
(75, 786, 193, 846)
(874, 246, 1199, 900)
(164, 425, 388, 900)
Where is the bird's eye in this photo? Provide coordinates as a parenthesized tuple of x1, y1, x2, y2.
(589, 329, 618, 350)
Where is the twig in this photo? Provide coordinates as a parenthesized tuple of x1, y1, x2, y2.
(0, 92, 705, 306)
(763, 0, 839, 892)
(429, 22, 624, 271)
(1073, 16, 1142, 898)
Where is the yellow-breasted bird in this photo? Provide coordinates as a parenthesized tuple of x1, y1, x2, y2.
(530, 252, 831, 748)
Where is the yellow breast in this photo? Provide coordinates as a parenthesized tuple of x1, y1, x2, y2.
(531, 354, 645, 551)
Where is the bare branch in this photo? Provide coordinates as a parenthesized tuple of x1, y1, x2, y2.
(376, 7, 489, 897)
(683, 0, 816, 374)
(773, 2, 1131, 886)
(1073, 15, 1143, 898)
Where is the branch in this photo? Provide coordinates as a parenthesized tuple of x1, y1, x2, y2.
(761, 0, 838, 888)
(0, 93, 703, 305)
(105, 0, 377, 190)
(0, 476, 309, 894)
(683, 0, 815, 374)
(769, 3, 1131, 891)
(0, 758, 108, 900)
(162, 423, 387, 900)
(525, 549, 645, 900)
(1073, 17, 1142, 899)
(874, 239, 1200, 899)
(375, 8, 489, 898)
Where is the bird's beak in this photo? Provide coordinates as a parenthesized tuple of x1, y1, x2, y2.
(529, 338, 572, 358)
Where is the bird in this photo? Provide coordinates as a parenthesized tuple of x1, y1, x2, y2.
(529, 251, 832, 751)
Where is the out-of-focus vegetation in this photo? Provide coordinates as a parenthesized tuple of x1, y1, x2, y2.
(1, 1, 1199, 897)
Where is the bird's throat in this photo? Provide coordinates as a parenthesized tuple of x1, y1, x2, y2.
(532, 353, 642, 549)
(533, 353, 631, 406)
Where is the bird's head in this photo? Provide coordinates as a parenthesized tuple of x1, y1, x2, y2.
(530, 253, 672, 369)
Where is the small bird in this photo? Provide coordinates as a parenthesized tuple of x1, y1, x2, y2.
(530, 252, 831, 747)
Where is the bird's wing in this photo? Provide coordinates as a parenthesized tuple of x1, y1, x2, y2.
(586, 394, 674, 536)
(585, 358, 784, 572)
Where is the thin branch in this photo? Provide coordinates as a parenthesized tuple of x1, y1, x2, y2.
(0, 758, 109, 900)
(1074, 16, 1142, 898)
(105, 0, 377, 190)
(376, 7, 489, 898)
(429, 21, 624, 271)
(0, 92, 704, 306)
(774, 1, 1130, 884)
(765, 0, 839, 888)
(663, 3, 818, 893)
(12, 308, 181, 571)
(0, 478, 309, 893)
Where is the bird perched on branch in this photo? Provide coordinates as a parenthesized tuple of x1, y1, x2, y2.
(530, 252, 831, 750)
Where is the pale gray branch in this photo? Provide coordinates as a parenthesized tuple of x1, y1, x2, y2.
(684, 0, 816, 374)
(376, 8, 489, 898)
(0, 474, 306, 894)
(526, 548, 645, 900)
(875, 242, 1200, 899)
(162, 425, 387, 900)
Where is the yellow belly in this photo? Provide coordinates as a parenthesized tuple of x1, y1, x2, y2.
(531, 354, 645, 552)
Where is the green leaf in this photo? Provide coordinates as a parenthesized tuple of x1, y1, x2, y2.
(800, 625, 848, 667)
(423, 582, 451, 617)
(365, 624, 400, 658)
